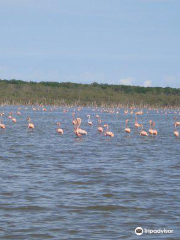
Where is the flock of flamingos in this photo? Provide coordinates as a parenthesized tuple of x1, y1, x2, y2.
(0, 106, 180, 138)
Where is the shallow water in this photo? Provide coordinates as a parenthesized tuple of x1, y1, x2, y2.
(0, 106, 180, 239)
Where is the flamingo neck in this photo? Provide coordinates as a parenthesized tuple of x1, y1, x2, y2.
(135, 115, 137, 123)
(77, 120, 81, 130)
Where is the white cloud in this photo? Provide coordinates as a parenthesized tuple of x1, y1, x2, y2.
(119, 77, 134, 85)
(144, 80, 152, 87)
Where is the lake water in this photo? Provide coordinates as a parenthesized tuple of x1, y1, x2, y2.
(0, 106, 180, 239)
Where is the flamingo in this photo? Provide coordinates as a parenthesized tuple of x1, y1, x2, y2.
(0, 121, 6, 129)
(135, 114, 141, 128)
(125, 119, 131, 134)
(56, 122, 63, 134)
(140, 124, 148, 136)
(136, 111, 143, 115)
(11, 112, 17, 123)
(151, 122, 158, 135)
(174, 117, 180, 126)
(12, 117, 17, 123)
(149, 120, 154, 135)
(104, 124, 114, 137)
(87, 115, 93, 125)
(0, 113, 6, 129)
(27, 117, 35, 129)
(8, 112, 12, 119)
(174, 118, 179, 137)
(174, 123, 179, 137)
(74, 118, 87, 137)
(17, 108, 21, 115)
(97, 119, 103, 133)
(72, 112, 77, 125)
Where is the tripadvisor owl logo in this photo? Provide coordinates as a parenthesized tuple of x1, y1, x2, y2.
(135, 227, 143, 235)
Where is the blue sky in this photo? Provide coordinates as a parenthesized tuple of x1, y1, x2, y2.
(0, 0, 179, 87)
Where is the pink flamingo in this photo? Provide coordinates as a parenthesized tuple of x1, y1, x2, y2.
(0, 113, 6, 129)
(135, 110, 143, 115)
(174, 124, 179, 137)
(174, 123, 179, 137)
(104, 124, 114, 137)
(56, 122, 64, 134)
(151, 122, 158, 135)
(135, 114, 141, 128)
(8, 112, 12, 119)
(11, 112, 17, 123)
(17, 108, 21, 115)
(125, 119, 131, 134)
(12, 117, 17, 123)
(176, 122, 180, 126)
(97, 119, 103, 133)
(174, 118, 179, 137)
(27, 117, 35, 129)
(72, 112, 77, 125)
(74, 118, 87, 137)
(140, 124, 148, 137)
(149, 120, 154, 135)
(174, 117, 180, 126)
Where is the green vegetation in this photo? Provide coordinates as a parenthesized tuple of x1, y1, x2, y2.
(0, 79, 180, 107)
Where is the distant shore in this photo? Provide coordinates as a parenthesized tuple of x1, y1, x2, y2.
(0, 79, 180, 108)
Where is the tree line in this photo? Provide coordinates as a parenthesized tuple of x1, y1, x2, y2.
(0, 79, 180, 107)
